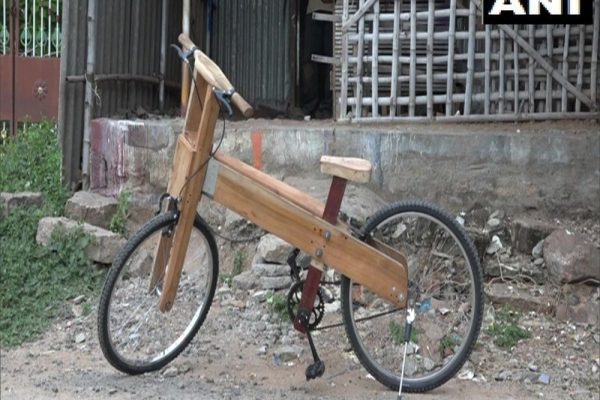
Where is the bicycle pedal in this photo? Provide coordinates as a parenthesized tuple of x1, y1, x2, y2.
(305, 360, 325, 381)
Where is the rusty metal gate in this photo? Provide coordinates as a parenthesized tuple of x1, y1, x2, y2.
(0, 0, 61, 137)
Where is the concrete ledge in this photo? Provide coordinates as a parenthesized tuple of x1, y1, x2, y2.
(90, 118, 600, 217)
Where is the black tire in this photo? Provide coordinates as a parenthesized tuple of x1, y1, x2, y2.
(98, 212, 218, 374)
(341, 201, 483, 392)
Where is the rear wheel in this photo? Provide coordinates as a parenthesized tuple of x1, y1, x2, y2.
(341, 201, 483, 392)
(98, 212, 218, 374)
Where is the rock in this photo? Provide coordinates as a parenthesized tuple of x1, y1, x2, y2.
(251, 290, 272, 303)
(252, 263, 291, 277)
(124, 201, 156, 237)
(555, 285, 599, 325)
(255, 235, 294, 265)
(64, 191, 119, 230)
(260, 276, 292, 290)
(511, 217, 556, 255)
(256, 345, 268, 356)
(162, 366, 179, 377)
(72, 295, 86, 305)
(531, 239, 544, 258)
(272, 345, 303, 363)
(465, 227, 490, 259)
(232, 271, 259, 291)
(486, 235, 503, 255)
(324, 300, 341, 314)
(223, 209, 258, 236)
(544, 229, 600, 284)
(423, 358, 435, 371)
(485, 283, 553, 314)
(74, 333, 86, 344)
(36, 217, 126, 264)
(1, 192, 43, 215)
(486, 217, 503, 233)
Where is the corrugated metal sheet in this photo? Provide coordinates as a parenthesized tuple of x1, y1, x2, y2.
(59, 0, 294, 187)
(210, 0, 294, 113)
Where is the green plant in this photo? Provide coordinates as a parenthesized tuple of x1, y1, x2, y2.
(0, 122, 68, 214)
(0, 208, 105, 347)
(233, 250, 244, 276)
(389, 320, 421, 345)
(440, 334, 462, 351)
(486, 305, 530, 348)
(109, 190, 131, 235)
(267, 292, 288, 321)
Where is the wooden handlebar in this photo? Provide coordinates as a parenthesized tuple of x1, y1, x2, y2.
(178, 33, 254, 118)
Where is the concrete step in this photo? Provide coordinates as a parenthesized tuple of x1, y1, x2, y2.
(64, 191, 118, 230)
(36, 217, 126, 265)
(1, 192, 43, 216)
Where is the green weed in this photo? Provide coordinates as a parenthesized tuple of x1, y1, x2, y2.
(109, 190, 131, 235)
(267, 292, 288, 321)
(0, 123, 105, 347)
(486, 305, 530, 348)
(389, 320, 421, 345)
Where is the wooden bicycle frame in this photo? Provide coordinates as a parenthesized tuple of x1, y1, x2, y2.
(152, 63, 408, 316)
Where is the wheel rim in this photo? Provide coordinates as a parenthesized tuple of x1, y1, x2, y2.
(106, 223, 214, 368)
(346, 210, 480, 386)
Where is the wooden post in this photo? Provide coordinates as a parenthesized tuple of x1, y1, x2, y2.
(341, 0, 349, 119)
(575, 26, 585, 112)
(513, 25, 519, 113)
(356, 0, 366, 118)
(409, 0, 416, 117)
(372, 0, 379, 118)
(390, 0, 400, 117)
(499, 28, 505, 114)
(426, 0, 434, 119)
(561, 26, 570, 112)
(484, 25, 491, 115)
(545, 25, 552, 113)
(591, 0, 599, 110)
(158, 70, 220, 312)
(82, 0, 97, 188)
(464, 0, 476, 115)
(445, 0, 456, 116)
(528, 25, 534, 113)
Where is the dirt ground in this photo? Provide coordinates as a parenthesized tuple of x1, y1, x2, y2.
(2, 285, 598, 400)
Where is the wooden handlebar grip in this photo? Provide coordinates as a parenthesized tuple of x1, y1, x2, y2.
(178, 33, 195, 51)
(232, 93, 254, 118)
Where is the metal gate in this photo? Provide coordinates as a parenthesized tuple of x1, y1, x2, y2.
(0, 0, 61, 137)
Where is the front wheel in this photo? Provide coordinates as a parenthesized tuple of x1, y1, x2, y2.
(341, 201, 483, 392)
(98, 212, 219, 374)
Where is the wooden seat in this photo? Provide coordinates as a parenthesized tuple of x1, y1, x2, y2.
(320, 155, 372, 183)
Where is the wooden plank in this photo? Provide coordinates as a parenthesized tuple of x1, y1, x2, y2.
(561, 26, 570, 112)
(342, 0, 378, 32)
(214, 152, 325, 217)
(426, 0, 434, 119)
(575, 24, 585, 112)
(159, 81, 221, 312)
(340, 0, 350, 120)
(497, 23, 594, 108)
(464, 0, 476, 115)
(167, 136, 196, 197)
(211, 161, 408, 307)
(372, 0, 380, 117)
(445, 0, 456, 116)
(148, 232, 173, 291)
(409, 0, 416, 117)
(356, 0, 366, 118)
(390, 0, 401, 117)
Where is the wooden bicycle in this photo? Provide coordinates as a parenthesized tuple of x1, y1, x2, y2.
(97, 34, 483, 395)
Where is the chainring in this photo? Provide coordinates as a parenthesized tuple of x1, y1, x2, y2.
(286, 281, 325, 330)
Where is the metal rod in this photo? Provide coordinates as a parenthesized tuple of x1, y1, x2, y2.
(356, 0, 366, 118)
(545, 25, 552, 112)
(591, 0, 599, 110)
(561, 26, 570, 112)
(464, 0, 476, 115)
(340, 0, 349, 119)
(484, 25, 491, 115)
(181, 0, 191, 116)
(528, 25, 534, 113)
(159, 0, 168, 111)
(82, 0, 97, 189)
